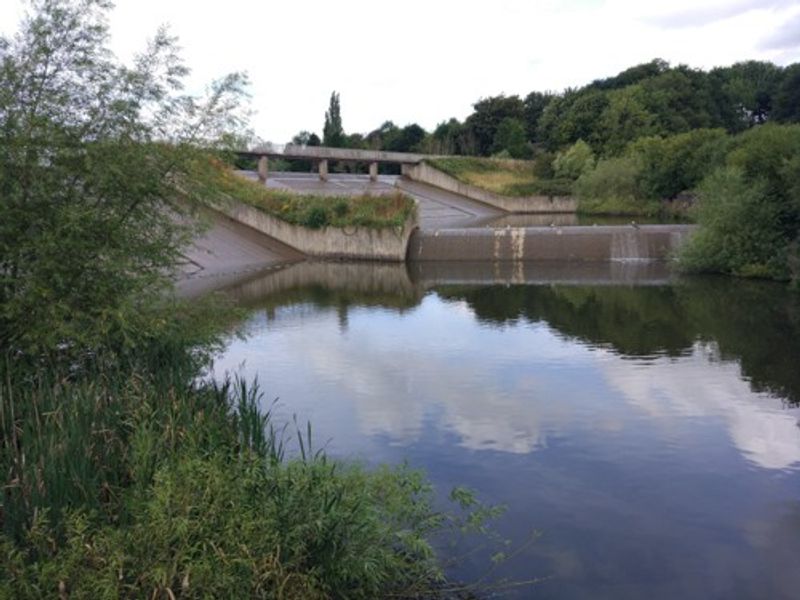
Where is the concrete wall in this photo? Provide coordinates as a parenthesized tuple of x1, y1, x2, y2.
(407, 225, 696, 262)
(402, 162, 578, 214)
(214, 200, 418, 262)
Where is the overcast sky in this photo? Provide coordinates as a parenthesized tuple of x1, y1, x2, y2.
(2, 0, 799, 142)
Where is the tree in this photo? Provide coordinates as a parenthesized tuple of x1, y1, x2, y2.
(523, 91, 554, 142)
(589, 58, 670, 91)
(323, 91, 345, 147)
(553, 139, 595, 180)
(709, 61, 782, 131)
(640, 66, 716, 133)
(597, 86, 658, 155)
(0, 0, 249, 361)
(291, 130, 315, 145)
(430, 118, 474, 155)
(629, 129, 729, 199)
(386, 124, 427, 153)
(465, 94, 525, 156)
(773, 64, 800, 123)
(289, 131, 320, 170)
(492, 117, 529, 158)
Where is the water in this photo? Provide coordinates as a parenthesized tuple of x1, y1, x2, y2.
(211, 261, 800, 599)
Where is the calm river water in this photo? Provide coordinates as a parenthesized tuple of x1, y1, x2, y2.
(210, 261, 800, 599)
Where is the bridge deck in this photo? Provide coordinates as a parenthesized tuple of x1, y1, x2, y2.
(237, 144, 429, 164)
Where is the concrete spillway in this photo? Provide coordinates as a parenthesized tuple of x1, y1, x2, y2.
(407, 224, 696, 262)
(176, 173, 697, 300)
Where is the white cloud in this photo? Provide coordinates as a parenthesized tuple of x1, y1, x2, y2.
(2, 1, 797, 144)
(603, 341, 800, 470)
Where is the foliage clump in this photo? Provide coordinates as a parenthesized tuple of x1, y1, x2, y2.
(553, 139, 596, 180)
(0, 0, 249, 362)
(679, 124, 800, 283)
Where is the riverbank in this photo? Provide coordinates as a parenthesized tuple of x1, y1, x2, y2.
(0, 351, 473, 598)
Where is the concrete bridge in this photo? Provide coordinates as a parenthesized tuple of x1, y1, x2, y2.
(236, 144, 430, 183)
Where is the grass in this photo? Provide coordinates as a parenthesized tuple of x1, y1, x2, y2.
(191, 156, 416, 230)
(425, 157, 573, 198)
(0, 361, 501, 598)
(0, 325, 506, 598)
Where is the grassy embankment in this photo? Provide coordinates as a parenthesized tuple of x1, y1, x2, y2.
(425, 156, 573, 198)
(198, 157, 416, 230)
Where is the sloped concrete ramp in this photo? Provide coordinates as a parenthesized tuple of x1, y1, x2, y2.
(179, 210, 302, 279)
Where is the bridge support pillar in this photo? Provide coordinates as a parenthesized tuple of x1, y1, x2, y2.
(319, 159, 329, 181)
(369, 161, 378, 182)
(257, 156, 269, 183)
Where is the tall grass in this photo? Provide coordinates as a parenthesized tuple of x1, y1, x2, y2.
(0, 351, 503, 598)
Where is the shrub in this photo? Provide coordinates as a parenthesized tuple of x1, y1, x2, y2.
(333, 199, 349, 218)
(0, 372, 502, 599)
(628, 128, 730, 199)
(553, 139, 595, 180)
(532, 151, 556, 179)
(303, 206, 330, 229)
(679, 172, 794, 283)
(574, 156, 656, 214)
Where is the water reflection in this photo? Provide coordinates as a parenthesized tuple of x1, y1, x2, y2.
(211, 260, 800, 598)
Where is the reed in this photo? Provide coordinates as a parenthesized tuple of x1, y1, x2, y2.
(0, 354, 503, 598)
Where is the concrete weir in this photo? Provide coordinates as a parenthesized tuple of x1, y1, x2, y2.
(407, 224, 696, 262)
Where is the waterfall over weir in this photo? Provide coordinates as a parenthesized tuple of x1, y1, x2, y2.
(611, 230, 648, 261)
(407, 224, 696, 263)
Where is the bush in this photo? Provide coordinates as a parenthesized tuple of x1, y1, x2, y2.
(574, 156, 657, 214)
(333, 199, 349, 218)
(532, 151, 556, 179)
(0, 0, 249, 363)
(303, 206, 330, 229)
(0, 371, 502, 599)
(679, 166, 786, 278)
(628, 128, 730, 199)
(679, 124, 800, 282)
(553, 139, 595, 180)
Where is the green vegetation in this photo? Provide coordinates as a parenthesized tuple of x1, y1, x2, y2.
(425, 156, 571, 197)
(323, 91, 345, 148)
(679, 124, 800, 283)
(285, 59, 800, 278)
(1, 364, 497, 598)
(574, 156, 661, 215)
(200, 157, 416, 229)
(0, 2, 499, 596)
(293, 59, 800, 161)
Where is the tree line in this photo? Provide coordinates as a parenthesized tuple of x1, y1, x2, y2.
(295, 58, 800, 159)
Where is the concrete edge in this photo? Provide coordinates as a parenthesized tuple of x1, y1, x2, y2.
(211, 199, 419, 262)
(407, 224, 698, 262)
(401, 162, 578, 214)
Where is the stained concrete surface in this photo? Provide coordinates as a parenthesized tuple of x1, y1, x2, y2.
(179, 210, 301, 281)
